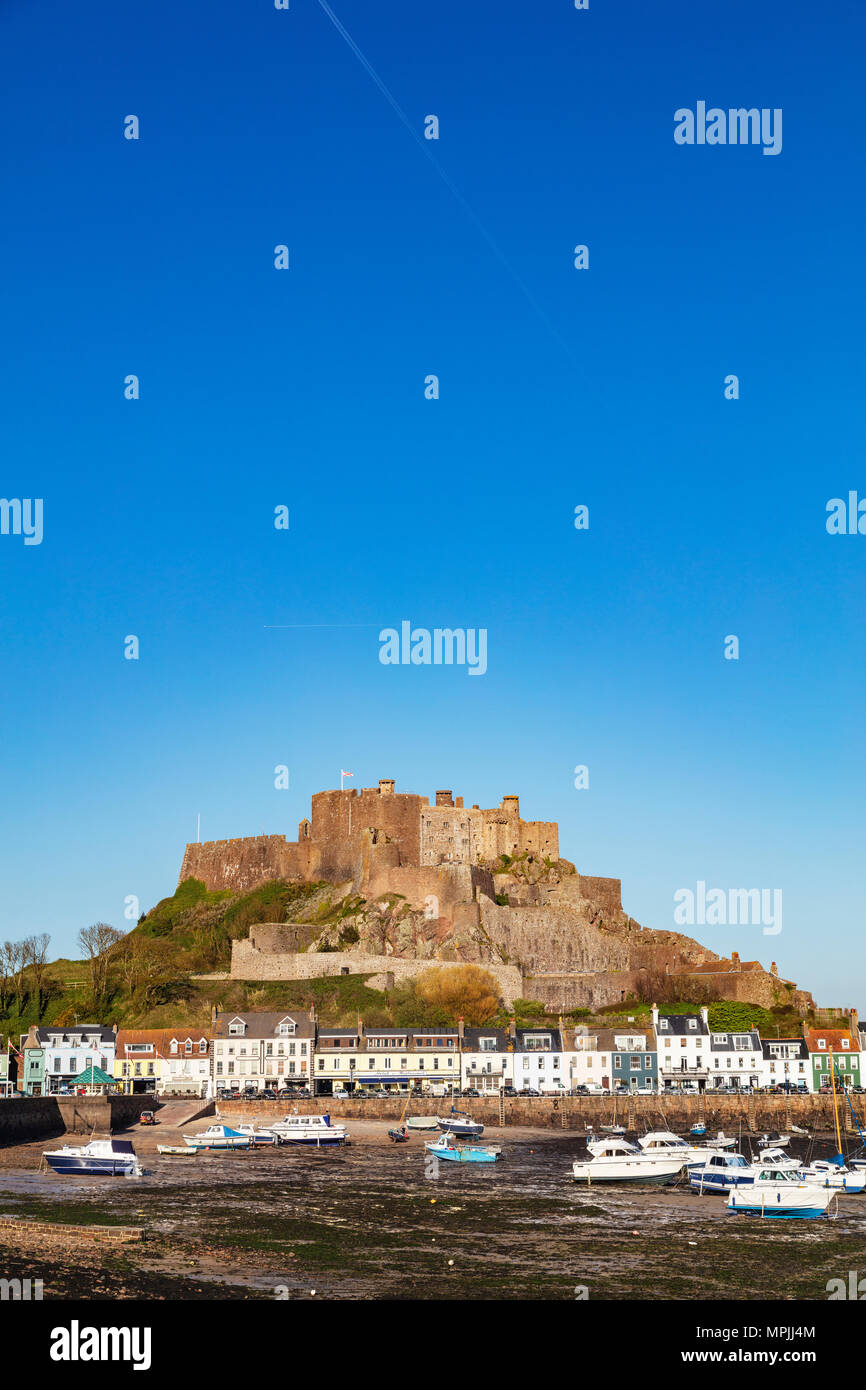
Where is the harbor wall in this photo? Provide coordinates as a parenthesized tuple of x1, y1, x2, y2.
(216, 1094, 866, 1135)
(0, 1095, 155, 1146)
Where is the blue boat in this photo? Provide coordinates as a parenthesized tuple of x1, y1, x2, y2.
(425, 1134, 499, 1164)
(43, 1138, 142, 1177)
(689, 1152, 757, 1192)
(690, 1122, 706, 1137)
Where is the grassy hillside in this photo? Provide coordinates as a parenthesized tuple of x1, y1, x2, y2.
(0, 877, 812, 1038)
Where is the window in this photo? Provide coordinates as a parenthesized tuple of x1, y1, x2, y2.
(228, 1021, 245, 1036)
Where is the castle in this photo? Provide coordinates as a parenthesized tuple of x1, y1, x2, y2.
(180, 780, 562, 891)
(178, 779, 814, 1015)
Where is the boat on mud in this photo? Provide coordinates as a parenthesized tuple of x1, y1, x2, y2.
(637, 1130, 730, 1169)
(727, 1168, 834, 1219)
(157, 1145, 196, 1156)
(234, 1124, 280, 1146)
(184, 1125, 252, 1151)
(437, 1109, 484, 1137)
(689, 1152, 757, 1192)
(572, 1136, 684, 1184)
(267, 1113, 348, 1146)
(43, 1138, 142, 1177)
(425, 1134, 500, 1164)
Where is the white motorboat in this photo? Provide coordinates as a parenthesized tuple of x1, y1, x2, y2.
(799, 1160, 866, 1192)
(572, 1136, 685, 1184)
(437, 1109, 484, 1137)
(268, 1113, 348, 1146)
(234, 1124, 280, 1146)
(638, 1130, 731, 1169)
(728, 1168, 833, 1219)
(704, 1131, 736, 1149)
(43, 1138, 142, 1177)
(184, 1124, 251, 1150)
(689, 1152, 758, 1192)
(757, 1131, 790, 1148)
(755, 1146, 800, 1171)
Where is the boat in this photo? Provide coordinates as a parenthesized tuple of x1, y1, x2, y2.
(234, 1124, 279, 1146)
(704, 1131, 736, 1149)
(689, 1152, 758, 1192)
(43, 1138, 142, 1177)
(425, 1134, 499, 1164)
(406, 1116, 439, 1131)
(599, 1124, 627, 1136)
(267, 1113, 348, 1146)
(790, 1124, 810, 1136)
(437, 1108, 484, 1137)
(757, 1131, 790, 1148)
(638, 1130, 730, 1169)
(388, 1126, 410, 1143)
(755, 1146, 800, 1171)
(157, 1145, 196, 1156)
(183, 1125, 252, 1150)
(727, 1167, 834, 1219)
(690, 1122, 707, 1137)
(799, 1160, 866, 1192)
(572, 1136, 685, 1184)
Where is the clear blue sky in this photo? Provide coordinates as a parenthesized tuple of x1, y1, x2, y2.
(0, 0, 863, 1006)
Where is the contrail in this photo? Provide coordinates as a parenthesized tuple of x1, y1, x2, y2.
(315, 0, 580, 369)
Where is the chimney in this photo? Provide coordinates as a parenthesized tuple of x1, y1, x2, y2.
(455, 796, 464, 809)
(457, 1016, 465, 1042)
(435, 790, 454, 807)
(731, 950, 740, 970)
(211, 1003, 217, 1027)
(507, 1016, 517, 1044)
(850, 1008, 860, 1040)
(651, 1003, 659, 1034)
(378, 779, 395, 796)
(700, 1005, 709, 1026)
(770, 961, 778, 976)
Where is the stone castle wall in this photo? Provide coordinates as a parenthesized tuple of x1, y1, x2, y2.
(230, 939, 523, 1006)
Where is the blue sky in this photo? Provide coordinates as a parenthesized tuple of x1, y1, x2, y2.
(0, 0, 863, 1005)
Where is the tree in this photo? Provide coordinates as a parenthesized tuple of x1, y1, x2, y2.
(78, 923, 125, 1007)
(22, 933, 51, 1018)
(414, 965, 502, 1025)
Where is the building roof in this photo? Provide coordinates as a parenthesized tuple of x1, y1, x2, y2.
(761, 1038, 809, 1061)
(708, 1029, 762, 1052)
(70, 1064, 115, 1086)
(115, 1028, 210, 1058)
(462, 1026, 511, 1050)
(34, 1025, 115, 1045)
(212, 1011, 315, 1039)
(654, 1013, 709, 1037)
(804, 1029, 855, 1052)
(515, 1028, 562, 1051)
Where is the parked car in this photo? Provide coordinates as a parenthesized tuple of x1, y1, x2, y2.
(521, 1088, 540, 1097)
(570, 1084, 590, 1096)
(501, 1086, 518, 1097)
(258, 1089, 277, 1100)
(461, 1088, 480, 1098)
(139, 1111, 156, 1126)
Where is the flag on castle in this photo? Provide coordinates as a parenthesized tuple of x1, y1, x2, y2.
(340, 769, 354, 790)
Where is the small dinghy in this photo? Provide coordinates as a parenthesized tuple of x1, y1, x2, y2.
(425, 1134, 499, 1164)
(599, 1124, 627, 1136)
(690, 1122, 707, 1137)
(43, 1138, 142, 1177)
(758, 1131, 790, 1148)
(406, 1116, 439, 1131)
(157, 1145, 196, 1156)
(388, 1126, 410, 1143)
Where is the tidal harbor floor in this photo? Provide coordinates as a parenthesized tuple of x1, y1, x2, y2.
(0, 1119, 863, 1300)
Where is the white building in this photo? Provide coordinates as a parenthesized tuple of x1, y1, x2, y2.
(212, 1010, 315, 1094)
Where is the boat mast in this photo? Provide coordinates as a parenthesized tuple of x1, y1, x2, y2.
(829, 1048, 844, 1159)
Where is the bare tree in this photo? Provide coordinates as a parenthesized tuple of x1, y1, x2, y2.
(78, 923, 125, 1007)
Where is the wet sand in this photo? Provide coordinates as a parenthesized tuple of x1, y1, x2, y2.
(0, 1116, 863, 1300)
